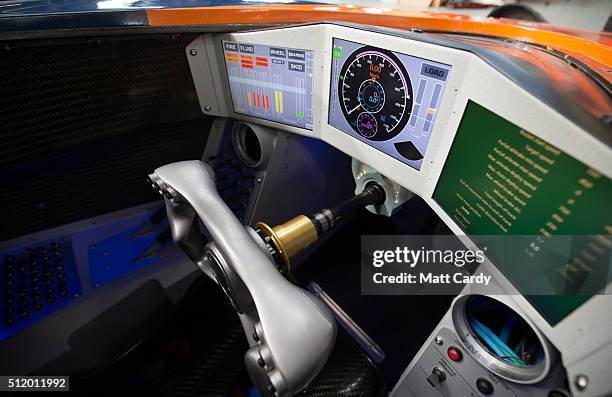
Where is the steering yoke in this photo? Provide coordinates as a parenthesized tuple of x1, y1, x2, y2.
(148, 160, 384, 396)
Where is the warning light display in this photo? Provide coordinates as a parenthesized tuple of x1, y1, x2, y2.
(223, 41, 314, 130)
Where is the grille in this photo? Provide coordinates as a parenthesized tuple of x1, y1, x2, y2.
(0, 34, 210, 241)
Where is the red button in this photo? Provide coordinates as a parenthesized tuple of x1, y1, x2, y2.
(447, 346, 462, 362)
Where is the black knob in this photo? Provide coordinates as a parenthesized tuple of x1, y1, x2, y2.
(426, 367, 446, 387)
(476, 378, 494, 395)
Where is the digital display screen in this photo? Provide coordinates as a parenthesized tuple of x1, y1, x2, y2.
(328, 38, 451, 170)
(434, 101, 612, 325)
(223, 41, 314, 130)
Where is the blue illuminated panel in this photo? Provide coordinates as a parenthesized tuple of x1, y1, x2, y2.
(223, 41, 315, 130)
(0, 237, 81, 340)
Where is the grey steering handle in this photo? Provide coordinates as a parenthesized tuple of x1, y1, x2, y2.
(151, 160, 336, 396)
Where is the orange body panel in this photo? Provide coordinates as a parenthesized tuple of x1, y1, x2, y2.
(146, 5, 612, 71)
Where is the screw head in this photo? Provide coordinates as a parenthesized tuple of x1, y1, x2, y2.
(434, 336, 443, 345)
(575, 375, 588, 391)
(189, 48, 197, 56)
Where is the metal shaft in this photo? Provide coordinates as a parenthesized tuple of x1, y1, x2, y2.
(310, 182, 386, 234)
(257, 182, 386, 270)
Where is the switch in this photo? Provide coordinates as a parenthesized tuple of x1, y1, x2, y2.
(476, 378, 494, 395)
(447, 346, 463, 362)
(426, 367, 446, 387)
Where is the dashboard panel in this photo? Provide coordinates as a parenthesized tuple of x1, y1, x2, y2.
(328, 38, 451, 170)
(186, 23, 612, 396)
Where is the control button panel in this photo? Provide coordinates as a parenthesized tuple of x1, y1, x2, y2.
(1, 237, 81, 341)
(393, 327, 559, 396)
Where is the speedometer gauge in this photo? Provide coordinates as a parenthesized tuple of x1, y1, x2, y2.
(339, 46, 413, 141)
(329, 38, 452, 171)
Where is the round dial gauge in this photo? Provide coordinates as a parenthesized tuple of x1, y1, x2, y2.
(339, 46, 413, 141)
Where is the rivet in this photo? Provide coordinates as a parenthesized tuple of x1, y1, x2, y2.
(574, 375, 589, 391)
(575, 375, 588, 391)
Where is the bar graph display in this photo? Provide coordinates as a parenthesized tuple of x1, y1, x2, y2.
(223, 41, 315, 130)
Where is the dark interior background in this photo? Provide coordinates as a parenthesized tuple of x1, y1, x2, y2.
(0, 33, 211, 241)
